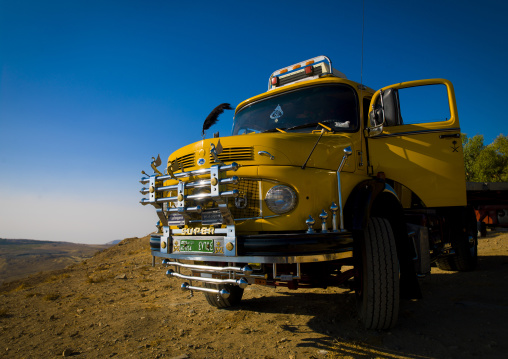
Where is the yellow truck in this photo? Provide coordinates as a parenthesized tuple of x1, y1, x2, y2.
(140, 56, 477, 329)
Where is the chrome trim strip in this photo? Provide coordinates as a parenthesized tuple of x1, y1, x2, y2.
(152, 250, 353, 264)
(370, 127, 460, 139)
(162, 260, 252, 275)
(234, 216, 263, 221)
(259, 180, 263, 217)
(171, 228, 228, 235)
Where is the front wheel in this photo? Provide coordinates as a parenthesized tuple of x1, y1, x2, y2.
(355, 217, 400, 330)
(203, 283, 244, 308)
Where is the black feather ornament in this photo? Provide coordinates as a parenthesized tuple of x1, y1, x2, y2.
(202, 103, 233, 136)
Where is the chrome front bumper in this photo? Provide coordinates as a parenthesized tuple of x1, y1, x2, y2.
(152, 231, 354, 298)
(150, 231, 354, 263)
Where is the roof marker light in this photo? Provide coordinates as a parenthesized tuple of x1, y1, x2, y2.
(267, 55, 343, 90)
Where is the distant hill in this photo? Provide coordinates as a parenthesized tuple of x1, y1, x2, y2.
(105, 239, 122, 245)
(0, 238, 109, 283)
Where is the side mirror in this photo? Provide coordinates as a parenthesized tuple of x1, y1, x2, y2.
(381, 88, 401, 126)
(366, 99, 384, 137)
(366, 88, 402, 137)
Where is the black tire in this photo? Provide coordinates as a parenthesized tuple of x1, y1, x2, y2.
(203, 283, 244, 308)
(355, 217, 400, 330)
(437, 209, 478, 271)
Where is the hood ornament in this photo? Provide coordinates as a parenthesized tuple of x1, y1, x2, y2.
(166, 158, 182, 180)
(150, 154, 163, 176)
(210, 139, 224, 165)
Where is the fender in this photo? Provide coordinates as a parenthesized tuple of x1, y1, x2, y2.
(344, 178, 395, 231)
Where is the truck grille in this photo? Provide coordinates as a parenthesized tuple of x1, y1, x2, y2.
(210, 147, 254, 163)
(176, 153, 195, 169)
(227, 178, 261, 219)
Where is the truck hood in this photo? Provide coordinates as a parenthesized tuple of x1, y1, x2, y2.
(168, 132, 354, 173)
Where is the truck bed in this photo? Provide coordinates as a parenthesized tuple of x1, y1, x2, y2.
(466, 182, 508, 206)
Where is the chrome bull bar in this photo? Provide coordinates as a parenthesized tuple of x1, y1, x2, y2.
(163, 259, 252, 298)
(166, 270, 249, 289)
(140, 162, 239, 228)
(140, 162, 239, 207)
(140, 162, 240, 185)
(162, 260, 253, 275)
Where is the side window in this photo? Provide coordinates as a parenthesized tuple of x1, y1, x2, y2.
(397, 84, 450, 125)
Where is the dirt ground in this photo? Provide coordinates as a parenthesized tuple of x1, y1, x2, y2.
(1, 229, 507, 359)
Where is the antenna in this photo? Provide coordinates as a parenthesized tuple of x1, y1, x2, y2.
(360, 0, 365, 88)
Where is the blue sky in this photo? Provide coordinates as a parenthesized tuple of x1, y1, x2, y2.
(1, 0, 506, 244)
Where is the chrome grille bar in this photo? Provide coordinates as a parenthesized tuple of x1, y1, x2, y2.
(140, 175, 239, 195)
(140, 189, 239, 205)
(140, 162, 239, 184)
(140, 162, 239, 205)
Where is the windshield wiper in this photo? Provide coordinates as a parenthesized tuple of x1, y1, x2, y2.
(261, 122, 333, 134)
(286, 122, 334, 133)
(261, 127, 287, 133)
(285, 122, 320, 131)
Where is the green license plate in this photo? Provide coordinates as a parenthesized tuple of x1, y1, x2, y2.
(179, 239, 214, 253)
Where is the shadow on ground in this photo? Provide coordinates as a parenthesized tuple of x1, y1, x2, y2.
(232, 253, 508, 358)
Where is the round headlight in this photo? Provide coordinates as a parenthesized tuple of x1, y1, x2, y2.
(265, 185, 298, 214)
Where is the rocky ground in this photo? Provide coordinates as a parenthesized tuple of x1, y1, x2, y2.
(0, 230, 507, 358)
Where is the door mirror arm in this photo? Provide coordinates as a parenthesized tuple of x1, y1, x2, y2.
(365, 90, 385, 137)
(364, 122, 384, 137)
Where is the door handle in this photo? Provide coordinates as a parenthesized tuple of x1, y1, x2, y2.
(439, 133, 460, 139)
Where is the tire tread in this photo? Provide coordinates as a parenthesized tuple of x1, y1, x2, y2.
(359, 217, 400, 330)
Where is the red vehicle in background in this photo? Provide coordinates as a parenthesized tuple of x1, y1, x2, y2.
(467, 182, 508, 236)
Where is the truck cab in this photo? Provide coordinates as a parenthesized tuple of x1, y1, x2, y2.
(140, 56, 477, 329)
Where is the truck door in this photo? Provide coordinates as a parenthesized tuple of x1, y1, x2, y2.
(367, 79, 466, 208)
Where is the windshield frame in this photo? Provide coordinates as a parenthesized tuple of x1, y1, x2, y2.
(232, 83, 360, 135)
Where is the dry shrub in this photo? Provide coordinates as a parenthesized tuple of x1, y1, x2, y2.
(25, 292, 41, 298)
(0, 308, 9, 318)
(45, 273, 70, 283)
(138, 278, 153, 283)
(10, 283, 28, 292)
(43, 293, 60, 301)
(86, 275, 107, 284)
(95, 264, 110, 271)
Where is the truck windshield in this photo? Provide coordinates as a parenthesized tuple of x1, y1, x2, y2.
(233, 84, 359, 135)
